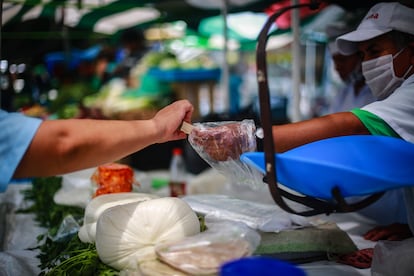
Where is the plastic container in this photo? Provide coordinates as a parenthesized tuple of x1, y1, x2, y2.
(220, 257, 306, 276)
(169, 148, 187, 197)
(151, 178, 169, 190)
(148, 67, 221, 82)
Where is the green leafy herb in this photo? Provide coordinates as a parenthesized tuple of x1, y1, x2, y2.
(19, 177, 84, 235)
(38, 235, 118, 276)
(20, 177, 119, 275)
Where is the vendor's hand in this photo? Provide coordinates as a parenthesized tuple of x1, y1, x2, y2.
(363, 223, 413, 241)
(152, 100, 194, 143)
(336, 248, 374, 269)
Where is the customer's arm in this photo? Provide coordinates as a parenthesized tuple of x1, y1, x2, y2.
(14, 100, 193, 178)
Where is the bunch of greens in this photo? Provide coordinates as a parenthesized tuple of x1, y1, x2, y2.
(37, 235, 118, 276)
(20, 177, 118, 275)
(19, 177, 84, 235)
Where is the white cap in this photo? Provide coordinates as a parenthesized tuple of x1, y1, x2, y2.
(336, 2, 414, 55)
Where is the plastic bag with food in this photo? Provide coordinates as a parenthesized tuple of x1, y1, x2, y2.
(155, 220, 261, 275)
(91, 163, 138, 197)
(187, 119, 264, 188)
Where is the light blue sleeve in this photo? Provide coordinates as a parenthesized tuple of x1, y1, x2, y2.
(0, 110, 42, 192)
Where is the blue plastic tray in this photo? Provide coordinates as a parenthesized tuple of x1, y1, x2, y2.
(241, 135, 414, 200)
(148, 68, 221, 82)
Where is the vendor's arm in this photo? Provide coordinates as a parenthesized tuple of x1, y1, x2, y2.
(271, 111, 370, 152)
(13, 100, 193, 178)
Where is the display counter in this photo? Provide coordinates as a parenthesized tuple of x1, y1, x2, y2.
(0, 170, 378, 275)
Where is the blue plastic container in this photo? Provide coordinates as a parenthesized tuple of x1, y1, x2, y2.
(220, 257, 306, 276)
(241, 135, 414, 199)
(148, 67, 221, 82)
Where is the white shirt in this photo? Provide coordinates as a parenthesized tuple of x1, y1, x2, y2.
(330, 82, 404, 225)
(361, 75, 414, 232)
(328, 83, 376, 113)
(362, 74, 414, 142)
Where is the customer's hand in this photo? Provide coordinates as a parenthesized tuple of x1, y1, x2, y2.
(151, 100, 194, 143)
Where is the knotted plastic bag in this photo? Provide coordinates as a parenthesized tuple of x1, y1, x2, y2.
(187, 119, 264, 188)
(155, 220, 261, 275)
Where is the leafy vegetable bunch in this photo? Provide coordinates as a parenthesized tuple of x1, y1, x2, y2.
(20, 177, 118, 275)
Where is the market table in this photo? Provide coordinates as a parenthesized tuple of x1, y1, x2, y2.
(0, 173, 380, 276)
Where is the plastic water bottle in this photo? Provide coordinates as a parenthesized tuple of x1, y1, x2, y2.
(169, 148, 187, 197)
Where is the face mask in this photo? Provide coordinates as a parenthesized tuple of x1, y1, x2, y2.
(362, 48, 413, 100)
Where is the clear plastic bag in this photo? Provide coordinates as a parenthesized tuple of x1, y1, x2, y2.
(52, 214, 81, 242)
(371, 237, 414, 276)
(183, 194, 311, 232)
(155, 220, 261, 275)
(187, 120, 264, 188)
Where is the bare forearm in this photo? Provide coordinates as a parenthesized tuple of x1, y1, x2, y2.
(12, 99, 193, 179)
(272, 112, 369, 152)
(14, 119, 160, 177)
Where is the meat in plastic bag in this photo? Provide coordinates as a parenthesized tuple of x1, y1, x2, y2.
(187, 120, 264, 188)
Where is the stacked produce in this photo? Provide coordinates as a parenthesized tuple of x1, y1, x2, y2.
(81, 50, 219, 120)
(136, 50, 219, 72)
(135, 50, 221, 82)
(82, 78, 162, 120)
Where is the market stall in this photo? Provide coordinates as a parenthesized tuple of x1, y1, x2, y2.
(0, 168, 385, 276)
(2, 1, 413, 275)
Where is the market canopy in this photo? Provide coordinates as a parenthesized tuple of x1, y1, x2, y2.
(1, 0, 393, 35)
(0, 0, 392, 62)
(0, 0, 278, 61)
(1, 0, 279, 32)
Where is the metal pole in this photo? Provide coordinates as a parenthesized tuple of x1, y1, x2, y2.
(291, 0, 301, 122)
(0, 0, 3, 61)
(0, 0, 3, 109)
(304, 39, 316, 119)
(220, 0, 229, 113)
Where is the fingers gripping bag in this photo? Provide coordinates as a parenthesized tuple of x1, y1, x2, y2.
(187, 119, 264, 188)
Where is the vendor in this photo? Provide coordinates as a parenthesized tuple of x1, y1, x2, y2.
(0, 99, 193, 191)
(273, 2, 414, 236)
(269, 1, 414, 238)
(111, 28, 148, 87)
(257, 1, 414, 266)
(325, 16, 407, 228)
(200, 2, 414, 244)
(324, 19, 376, 114)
